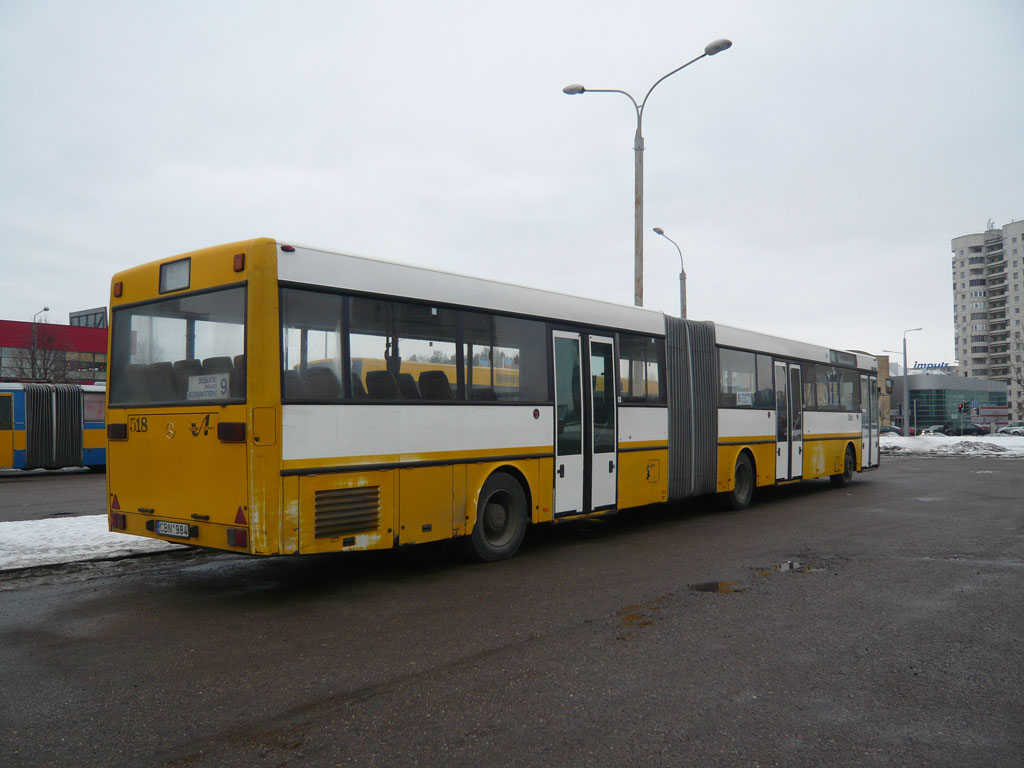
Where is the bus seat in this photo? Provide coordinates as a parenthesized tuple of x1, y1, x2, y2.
(396, 372, 421, 399)
(232, 355, 246, 398)
(202, 356, 234, 374)
(122, 364, 150, 402)
(303, 367, 342, 400)
(469, 387, 498, 401)
(146, 362, 177, 402)
(173, 359, 203, 398)
(419, 370, 454, 401)
(283, 371, 308, 399)
(351, 373, 367, 399)
(366, 370, 401, 400)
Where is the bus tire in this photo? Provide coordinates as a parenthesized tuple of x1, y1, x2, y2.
(830, 445, 856, 488)
(718, 452, 754, 511)
(464, 472, 528, 562)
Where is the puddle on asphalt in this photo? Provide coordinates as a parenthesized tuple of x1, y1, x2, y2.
(692, 560, 825, 594)
(691, 581, 745, 593)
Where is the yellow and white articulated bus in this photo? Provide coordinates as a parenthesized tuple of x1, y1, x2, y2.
(105, 239, 879, 561)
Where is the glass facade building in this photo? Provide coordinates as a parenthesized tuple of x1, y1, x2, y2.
(892, 374, 1008, 432)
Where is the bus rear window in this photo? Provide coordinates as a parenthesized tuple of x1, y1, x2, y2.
(109, 286, 246, 406)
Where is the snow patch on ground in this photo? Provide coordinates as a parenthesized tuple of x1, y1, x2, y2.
(880, 434, 1024, 458)
(0, 515, 180, 571)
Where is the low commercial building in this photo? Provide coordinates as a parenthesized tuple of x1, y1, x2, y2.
(892, 373, 1008, 433)
(0, 318, 106, 383)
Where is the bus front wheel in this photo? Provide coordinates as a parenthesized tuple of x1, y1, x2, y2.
(718, 453, 754, 511)
(830, 445, 856, 488)
(464, 472, 528, 562)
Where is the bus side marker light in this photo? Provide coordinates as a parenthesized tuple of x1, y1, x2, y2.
(227, 528, 248, 548)
(113, 281, 123, 297)
(107, 423, 128, 440)
(217, 422, 246, 442)
(281, 245, 295, 252)
(232, 253, 245, 272)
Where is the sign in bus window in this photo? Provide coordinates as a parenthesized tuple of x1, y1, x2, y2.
(187, 373, 230, 401)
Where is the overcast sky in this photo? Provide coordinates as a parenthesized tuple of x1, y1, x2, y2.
(1, 0, 1021, 368)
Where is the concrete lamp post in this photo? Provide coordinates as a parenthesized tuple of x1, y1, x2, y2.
(652, 227, 686, 318)
(32, 306, 49, 381)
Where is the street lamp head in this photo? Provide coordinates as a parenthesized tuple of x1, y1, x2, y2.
(704, 38, 732, 56)
(652, 227, 665, 235)
(562, 84, 586, 95)
(42, 306, 49, 312)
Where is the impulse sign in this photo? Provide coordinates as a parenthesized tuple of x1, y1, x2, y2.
(912, 362, 951, 372)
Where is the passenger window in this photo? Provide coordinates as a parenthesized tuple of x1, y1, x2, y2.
(618, 334, 665, 403)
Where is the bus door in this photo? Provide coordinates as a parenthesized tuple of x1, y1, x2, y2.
(861, 374, 878, 468)
(774, 362, 803, 481)
(588, 335, 617, 511)
(552, 331, 617, 515)
(553, 332, 584, 515)
(0, 394, 13, 469)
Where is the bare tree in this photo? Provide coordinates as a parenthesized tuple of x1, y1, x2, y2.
(4, 325, 74, 382)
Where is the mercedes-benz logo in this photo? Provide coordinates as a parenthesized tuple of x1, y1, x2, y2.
(166, 422, 176, 439)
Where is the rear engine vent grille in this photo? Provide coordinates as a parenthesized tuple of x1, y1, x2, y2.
(314, 486, 381, 539)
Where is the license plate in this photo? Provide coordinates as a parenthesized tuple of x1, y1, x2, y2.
(155, 520, 190, 539)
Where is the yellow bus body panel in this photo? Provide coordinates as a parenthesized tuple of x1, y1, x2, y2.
(108, 238, 283, 554)
(617, 445, 669, 509)
(288, 455, 548, 554)
(803, 435, 861, 479)
(106, 406, 248, 536)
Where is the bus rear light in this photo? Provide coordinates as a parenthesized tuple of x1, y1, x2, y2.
(217, 422, 246, 442)
(233, 253, 245, 272)
(110, 512, 127, 530)
(107, 423, 128, 440)
(227, 528, 248, 548)
(113, 281, 123, 297)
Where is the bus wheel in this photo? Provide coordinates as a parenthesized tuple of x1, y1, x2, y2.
(718, 453, 754, 511)
(830, 445, 856, 488)
(464, 472, 528, 562)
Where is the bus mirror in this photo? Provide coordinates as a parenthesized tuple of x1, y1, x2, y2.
(883, 378, 894, 395)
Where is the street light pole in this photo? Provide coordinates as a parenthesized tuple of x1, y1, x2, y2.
(652, 227, 686, 318)
(563, 38, 731, 308)
(32, 306, 49, 381)
(903, 327, 922, 436)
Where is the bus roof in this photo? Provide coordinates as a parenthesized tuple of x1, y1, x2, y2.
(715, 324, 877, 372)
(277, 242, 668, 337)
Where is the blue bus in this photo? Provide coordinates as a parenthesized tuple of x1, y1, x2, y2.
(0, 382, 106, 470)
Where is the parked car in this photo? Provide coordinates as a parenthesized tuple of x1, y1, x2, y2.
(922, 425, 947, 435)
(880, 425, 901, 436)
(997, 421, 1024, 436)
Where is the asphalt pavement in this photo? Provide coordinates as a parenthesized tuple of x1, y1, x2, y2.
(0, 457, 1021, 767)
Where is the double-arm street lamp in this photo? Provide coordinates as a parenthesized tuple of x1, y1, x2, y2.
(563, 38, 732, 307)
(652, 227, 686, 318)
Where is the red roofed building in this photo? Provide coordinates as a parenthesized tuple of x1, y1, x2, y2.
(0, 316, 107, 383)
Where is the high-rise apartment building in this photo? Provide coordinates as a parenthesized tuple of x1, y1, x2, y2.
(951, 218, 1024, 420)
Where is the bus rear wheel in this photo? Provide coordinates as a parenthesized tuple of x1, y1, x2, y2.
(718, 453, 754, 511)
(464, 472, 528, 562)
(830, 445, 856, 487)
